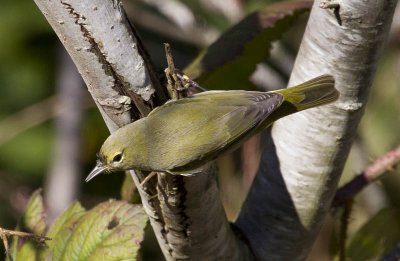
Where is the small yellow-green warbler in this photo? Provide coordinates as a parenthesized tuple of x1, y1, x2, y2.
(86, 75, 338, 181)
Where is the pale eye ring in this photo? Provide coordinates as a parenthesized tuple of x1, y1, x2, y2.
(112, 152, 123, 163)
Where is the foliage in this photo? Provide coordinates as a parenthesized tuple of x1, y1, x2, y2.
(0, 0, 399, 260)
(347, 208, 400, 260)
(7, 189, 47, 261)
(185, 0, 312, 90)
(7, 189, 148, 261)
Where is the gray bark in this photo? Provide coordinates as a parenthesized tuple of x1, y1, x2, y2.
(236, 0, 397, 260)
(33, 0, 167, 131)
(32, 0, 250, 260)
(156, 168, 249, 260)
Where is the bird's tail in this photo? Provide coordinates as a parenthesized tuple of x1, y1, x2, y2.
(275, 75, 338, 112)
(256, 75, 338, 130)
(276, 75, 339, 111)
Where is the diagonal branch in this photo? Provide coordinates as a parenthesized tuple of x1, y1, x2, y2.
(32, 1, 250, 260)
(333, 144, 400, 207)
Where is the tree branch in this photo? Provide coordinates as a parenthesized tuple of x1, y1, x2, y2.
(156, 170, 250, 260)
(333, 144, 400, 207)
(236, 0, 397, 259)
(33, 0, 167, 131)
(32, 1, 250, 260)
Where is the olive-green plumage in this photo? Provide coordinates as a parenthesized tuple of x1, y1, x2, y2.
(86, 75, 338, 181)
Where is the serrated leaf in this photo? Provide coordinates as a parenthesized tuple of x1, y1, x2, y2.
(8, 189, 47, 261)
(47, 202, 86, 239)
(184, 0, 312, 90)
(39, 202, 86, 260)
(23, 189, 47, 234)
(347, 208, 400, 261)
(50, 200, 147, 261)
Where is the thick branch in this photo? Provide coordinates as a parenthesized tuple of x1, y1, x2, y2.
(32, 1, 248, 260)
(33, 0, 167, 131)
(32, 0, 165, 240)
(157, 169, 250, 260)
(236, 0, 397, 259)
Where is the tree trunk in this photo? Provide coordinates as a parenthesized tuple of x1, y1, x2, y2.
(32, 0, 251, 260)
(236, 0, 397, 259)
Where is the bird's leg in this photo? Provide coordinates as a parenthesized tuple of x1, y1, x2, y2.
(175, 73, 207, 95)
(139, 172, 159, 200)
(140, 171, 158, 187)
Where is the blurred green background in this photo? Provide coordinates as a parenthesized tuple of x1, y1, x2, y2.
(0, 0, 399, 260)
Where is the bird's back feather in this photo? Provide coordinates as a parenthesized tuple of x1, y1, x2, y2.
(144, 91, 284, 173)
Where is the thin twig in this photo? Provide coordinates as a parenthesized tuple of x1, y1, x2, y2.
(163, 43, 190, 99)
(0, 227, 51, 257)
(164, 43, 175, 77)
(333, 144, 400, 207)
(164, 43, 178, 99)
(1, 228, 50, 242)
(1, 229, 10, 258)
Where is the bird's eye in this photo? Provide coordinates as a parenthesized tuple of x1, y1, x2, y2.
(112, 152, 123, 163)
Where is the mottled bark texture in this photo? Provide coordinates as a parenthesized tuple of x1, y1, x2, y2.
(32, 1, 250, 260)
(236, 0, 397, 260)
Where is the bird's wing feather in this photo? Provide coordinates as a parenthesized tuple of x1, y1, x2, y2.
(146, 91, 284, 172)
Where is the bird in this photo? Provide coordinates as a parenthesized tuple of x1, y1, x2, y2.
(86, 75, 338, 182)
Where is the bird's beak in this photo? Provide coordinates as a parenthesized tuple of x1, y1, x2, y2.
(86, 161, 106, 182)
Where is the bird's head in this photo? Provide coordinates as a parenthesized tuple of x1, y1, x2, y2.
(85, 134, 129, 182)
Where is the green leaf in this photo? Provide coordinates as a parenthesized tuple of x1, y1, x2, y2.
(8, 189, 47, 261)
(22, 189, 47, 235)
(7, 193, 148, 261)
(39, 202, 86, 260)
(184, 0, 312, 90)
(48, 199, 148, 261)
(347, 208, 400, 260)
(47, 202, 86, 240)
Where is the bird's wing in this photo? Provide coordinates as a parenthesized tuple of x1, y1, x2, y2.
(201, 91, 284, 154)
(146, 91, 284, 173)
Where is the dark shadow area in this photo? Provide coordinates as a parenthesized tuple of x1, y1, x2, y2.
(235, 128, 308, 259)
